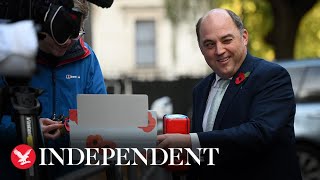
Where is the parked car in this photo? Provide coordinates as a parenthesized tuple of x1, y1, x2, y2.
(278, 59, 320, 180)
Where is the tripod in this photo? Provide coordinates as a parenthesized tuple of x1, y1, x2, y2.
(1, 85, 48, 180)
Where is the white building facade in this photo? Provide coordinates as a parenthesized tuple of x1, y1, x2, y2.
(90, 0, 210, 81)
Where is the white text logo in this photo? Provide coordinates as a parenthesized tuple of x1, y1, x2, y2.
(66, 74, 80, 79)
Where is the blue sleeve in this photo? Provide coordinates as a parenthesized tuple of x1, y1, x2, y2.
(0, 77, 18, 145)
(0, 75, 7, 87)
(0, 115, 18, 145)
(0, 77, 21, 179)
(84, 45, 107, 94)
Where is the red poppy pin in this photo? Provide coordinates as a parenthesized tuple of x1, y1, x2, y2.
(235, 71, 250, 85)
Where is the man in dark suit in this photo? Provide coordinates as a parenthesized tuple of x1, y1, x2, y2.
(157, 8, 302, 180)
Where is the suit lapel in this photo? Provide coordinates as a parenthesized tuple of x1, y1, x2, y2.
(213, 53, 256, 130)
(195, 74, 215, 132)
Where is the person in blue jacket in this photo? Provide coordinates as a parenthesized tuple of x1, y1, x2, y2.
(0, 0, 107, 179)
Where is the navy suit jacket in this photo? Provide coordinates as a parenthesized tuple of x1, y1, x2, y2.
(190, 54, 302, 180)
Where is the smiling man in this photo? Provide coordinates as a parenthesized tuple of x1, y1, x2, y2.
(157, 8, 302, 180)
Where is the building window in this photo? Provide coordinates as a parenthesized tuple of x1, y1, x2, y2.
(135, 20, 156, 67)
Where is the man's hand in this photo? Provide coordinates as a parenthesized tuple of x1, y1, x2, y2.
(40, 118, 64, 140)
(157, 134, 192, 149)
(156, 134, 192, 172)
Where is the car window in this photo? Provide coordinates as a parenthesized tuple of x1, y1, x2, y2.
(298, 66, 320, 102)
(286, 67, 305, 96)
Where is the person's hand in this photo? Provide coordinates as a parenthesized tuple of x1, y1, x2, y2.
(156, 134, 192, 172)
(40, 118, 64, 140)
(157, 134, 192, 149)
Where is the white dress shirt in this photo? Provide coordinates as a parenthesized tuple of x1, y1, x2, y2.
(190, 74, 231, 152)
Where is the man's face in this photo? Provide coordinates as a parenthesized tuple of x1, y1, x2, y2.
(198, 10, 248, 79)
(39, 32, 74, 57)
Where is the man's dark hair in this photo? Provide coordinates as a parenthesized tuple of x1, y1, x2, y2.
(196, 17, 203, 44)
(196, 9, 245, 43)
(225, 9, 244, 33)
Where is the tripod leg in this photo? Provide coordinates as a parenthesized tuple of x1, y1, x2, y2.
(10, 86, 47, 180)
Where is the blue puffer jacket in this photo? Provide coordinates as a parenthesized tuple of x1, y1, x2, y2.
(0, 39, 107, 179)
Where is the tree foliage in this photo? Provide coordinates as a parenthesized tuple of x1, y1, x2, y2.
(266, 0, 318, 60)
(295, 1, 320, 59)
(164, 0, 320, 60)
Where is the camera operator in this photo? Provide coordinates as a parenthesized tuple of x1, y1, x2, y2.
(0, 0, 107, 179)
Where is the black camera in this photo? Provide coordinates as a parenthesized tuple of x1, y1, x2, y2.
(1, 0, 83, 45)
(1, 0, 113, 46)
